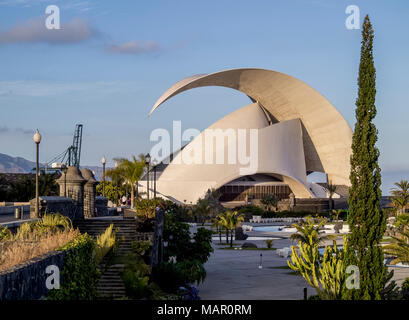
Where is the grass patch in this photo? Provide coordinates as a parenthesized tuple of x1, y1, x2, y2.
(215, 242, 239, 246)
(0, 229, 79, 272)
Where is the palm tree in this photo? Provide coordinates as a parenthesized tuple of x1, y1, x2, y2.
(229, 211, 244, 247)
(326, 180, 337, 211)
(383, 224, 409, 265)
(290, 216, 334, 247)
(390, 180, 409, 216)
(218, 211, 230, 244)
(212, 217, 223, 244)
(195, 198, 211, 224)
(104, 166, 124, 206)
(219, 211, 244, 247)
(112, 155, 145, 208)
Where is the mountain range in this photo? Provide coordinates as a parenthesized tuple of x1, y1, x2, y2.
(0, 153, 103, 180)
(0, 153, 37, 173)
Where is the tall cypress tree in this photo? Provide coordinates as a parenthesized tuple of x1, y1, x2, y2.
(343, 15, 386, 300)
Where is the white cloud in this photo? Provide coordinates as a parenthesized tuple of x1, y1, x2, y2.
(106, 40, 160, 55)
(0, 17, 97, 45)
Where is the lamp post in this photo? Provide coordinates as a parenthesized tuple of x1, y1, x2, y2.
(101, 156, 106, 197)
(33, 129, 41, 218)
(152, 160, 158, 199)
(115, 160, 119, 206)
(62, 164, 68, 197)
(145, 153, 151, 199)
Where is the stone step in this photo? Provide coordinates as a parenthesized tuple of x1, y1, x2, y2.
(98, 282, 124, 286)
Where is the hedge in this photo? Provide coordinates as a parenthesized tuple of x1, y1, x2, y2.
(47, 233, 100, 300)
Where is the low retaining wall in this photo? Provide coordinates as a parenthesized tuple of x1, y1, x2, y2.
(0, 205, 30, 216)
(0, 250, 66, 300)
(95, 196, 109, 217)
(29, 196, 82, 221)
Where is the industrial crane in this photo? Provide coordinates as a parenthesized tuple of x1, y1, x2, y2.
(45, 124, 83, 170)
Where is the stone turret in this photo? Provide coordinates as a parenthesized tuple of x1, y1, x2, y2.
(81, 168, 98, 218)
(56, 166, 86, 219)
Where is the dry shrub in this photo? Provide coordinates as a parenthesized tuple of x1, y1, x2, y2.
(0, 229, 79, 272)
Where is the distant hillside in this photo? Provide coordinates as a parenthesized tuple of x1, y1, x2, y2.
(0, 152, 105, 180)
(0, 153, 37, 173)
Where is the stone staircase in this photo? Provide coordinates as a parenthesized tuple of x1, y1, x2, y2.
(74, 218, 153, 299)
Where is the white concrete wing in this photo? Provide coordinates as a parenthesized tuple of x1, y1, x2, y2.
(149, 68, 352, 187)
(150, 103, 314, 203)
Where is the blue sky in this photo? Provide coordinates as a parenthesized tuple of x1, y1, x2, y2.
(0, 0, 408, 194)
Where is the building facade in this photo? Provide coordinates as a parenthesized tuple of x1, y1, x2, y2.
(140, 68, 352, 204)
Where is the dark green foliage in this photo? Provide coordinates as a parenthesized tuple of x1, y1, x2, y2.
(156, 216, 213, 292)
(120, 253, 151, 299)
(191, 228, 213, 263)
(163, 201, 193, 222)
(163, 220, 213, 264)
(163, 219, 191, 262)
(260, 210, 330, 219)
(0, 171, 58, 202)
(343, 15, 386, 300)
(121, 268, 150, 299)
(176, 260, 206, 284)
(154, 260, 206, 293)
(380, 270, 401, 300)
(0, 226, 12, 241)
(401, 278, 409, 300)
(238, 205, 264, 216)
(261, 194, 278, 211)
(47, 234, 100, 300)
(154, 262, 185, 292)
(96, 180, 126, 203)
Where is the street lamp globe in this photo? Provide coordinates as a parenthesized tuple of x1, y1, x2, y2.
(115, 160, 119, 168)
(101, 156, 106, 165)
(145, 153, 151, 165)
(33, 129, 41, 144)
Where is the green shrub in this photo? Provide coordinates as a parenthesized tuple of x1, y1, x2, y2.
(119, 252, 152, 299)
(265, 239, 274, 249)
(0, 226, 12, 241)
(192, 228, 213, 264)
(154, 262, 185, 292)
(15, 213, 73, 240)
(94, 224, 117, 265)
(260, 210, 330, 219)
(163, 201, 193, 222)
(134, 198, 161, 220)
(238, 205, 264, 216)
(402, 278, 409, 291)
(158, 216, 213, 293)
(47, 234, 100, 300)
(131, 240, 151, 256)
(163, 220, 191, 262)
(34, 213, 72, 234)
(176, 259, 206, 284)
(121, 268, 150, 299)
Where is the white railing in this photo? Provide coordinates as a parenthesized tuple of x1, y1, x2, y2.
(248, 216, 302, 224)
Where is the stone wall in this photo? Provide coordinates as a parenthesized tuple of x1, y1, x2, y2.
(0, 205, 30, 215)
(0, 250, 66, 300)
(29, 196, 82, 221)
(95, 196, 109, 217)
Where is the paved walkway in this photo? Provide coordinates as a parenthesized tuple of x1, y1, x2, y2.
(197, 232, 409, 300)
(197, 237, 315, 300)
(0, 212, 30, 224)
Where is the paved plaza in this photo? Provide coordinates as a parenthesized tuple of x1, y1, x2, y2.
(197, 231, 409, 300)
